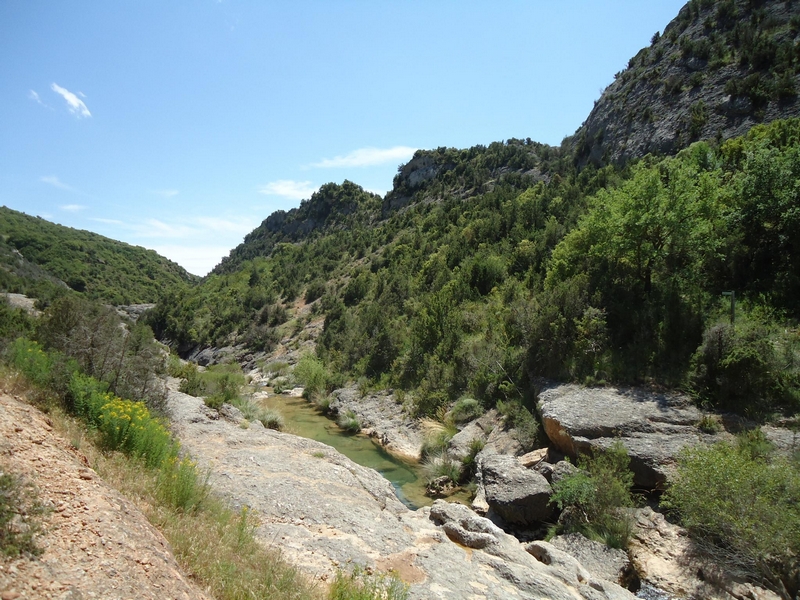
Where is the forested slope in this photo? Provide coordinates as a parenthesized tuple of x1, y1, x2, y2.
(0, 207, 198, 305)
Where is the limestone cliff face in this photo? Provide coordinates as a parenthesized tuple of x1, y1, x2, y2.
(570, 0, 800, 166)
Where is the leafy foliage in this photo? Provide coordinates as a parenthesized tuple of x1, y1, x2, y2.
(0, 206, 196, 304)
(154, 114, 800, 421)
(663, 433, 800, 598)
(550, 441, 638, 549)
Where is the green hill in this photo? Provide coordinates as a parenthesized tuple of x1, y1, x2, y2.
(0, 207, 198, 305)
(149, 0, 800, 421)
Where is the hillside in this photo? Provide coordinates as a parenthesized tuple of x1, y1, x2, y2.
(149, 0, 800, 425)
(0, 207, 198, 305)
(571, 0, 800, 165)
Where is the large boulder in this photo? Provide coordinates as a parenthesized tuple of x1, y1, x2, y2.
(549, 533, 635, 588)
(480, 453, 555, 526)
(537, 383, 717, 489)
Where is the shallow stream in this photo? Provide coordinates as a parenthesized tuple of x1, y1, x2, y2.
(257, 393, 432, 509)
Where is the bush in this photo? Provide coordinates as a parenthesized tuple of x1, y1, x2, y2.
(421, 451, 462, 486)
(460, 438, 486, 482)
(663, 435, 800, 598)
(420, 422, 457, 458)
(294, 354, 329, 397)
(690, 316, 800, 417)
(201, 364, 245, 408)
(496, 400, 539, 451)
(329, 566, 409, 600)
(550, 441, 637, 548)
(337, 409, 361, 433)
(448, 397, 482, 424)
(177, 362, 207, 397)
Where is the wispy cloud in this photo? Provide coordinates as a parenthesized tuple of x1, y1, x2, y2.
(41, 175, 75, 191)
(51, 83, 91, 118)
(194, 216, 258, 234)
(142, 219, 197, 239)
(28, 89, 52, 109)
(60, 204, 87, 212)
(258, 179, 317, 200)
(310, 146, 416, 169)
(90, 217, 124, 225)
(151, 189, 179, 198)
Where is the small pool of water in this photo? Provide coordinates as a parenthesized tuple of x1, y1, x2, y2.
(257, 393, 433, 509)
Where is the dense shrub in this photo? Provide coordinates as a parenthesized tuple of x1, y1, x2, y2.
(550, 441, 638, 548)
(294, 354, 330, 397)
(7, 338, 206, 512)
(663, 434, 800, 598)
(690, 314, 800, 417)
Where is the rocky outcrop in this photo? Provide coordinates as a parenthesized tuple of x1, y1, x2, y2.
(550, 533, 635, 588)
(525, 541, 635, 600)
(480, 453, 554, 526)
(448, 408, 522, 460)
(537, 383, 718, 489)
(166, 386, 637, 599)
(571, 0, 800, 167)
(629, 507, 781, 600)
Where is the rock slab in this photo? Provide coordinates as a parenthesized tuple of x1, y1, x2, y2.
(537, 383, 709, 489)
(480, 453, 555, 526)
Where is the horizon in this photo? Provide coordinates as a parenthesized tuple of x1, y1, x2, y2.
(1, 1, 686, 276)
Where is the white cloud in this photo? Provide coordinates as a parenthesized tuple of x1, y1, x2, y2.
(41, 175, 75, 191)
(151, 189, 179, 198)
(28, 89, 51, 109)
(258, 179, 317, 200)
(90, 217, 124, 225)
(140, 218, 197, 239)
(60, 204, 87, 212)
(51, 83, 91, 118)
(310, 146, 416, 169)
(194, 216, 259, 234)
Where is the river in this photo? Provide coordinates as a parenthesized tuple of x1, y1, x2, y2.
(257, 393, 433, 509)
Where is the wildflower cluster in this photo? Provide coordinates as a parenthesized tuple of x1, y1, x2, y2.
(9, 336, 205, 510)
(99, 395, 173, 468)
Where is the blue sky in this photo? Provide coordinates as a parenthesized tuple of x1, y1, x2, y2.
(1, 1, 686, 276)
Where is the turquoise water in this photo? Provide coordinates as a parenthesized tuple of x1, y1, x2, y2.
(257, 393, 430, 509)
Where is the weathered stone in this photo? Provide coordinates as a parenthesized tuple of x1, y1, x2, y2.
(551, 460, 579, 486)
(168, 384, 637, 600)
(429, 500, 504, 550)
(550, 533, 635, 588)
(330, 386, 424, 460)
(537, 383, 711, 489)
(526, 541, 636, 600)
(447, 421, 489, 461)
(629, 507, 782, 600)
(519, 447, 549, 468)
(480, 453, 554, 526)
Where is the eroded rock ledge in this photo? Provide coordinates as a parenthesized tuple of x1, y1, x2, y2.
(167, 387, 635, 600)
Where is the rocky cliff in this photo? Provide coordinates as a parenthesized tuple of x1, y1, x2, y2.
(571, 0, 800, 166)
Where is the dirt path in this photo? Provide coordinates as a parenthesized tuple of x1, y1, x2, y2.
(0, 393, 209, 600)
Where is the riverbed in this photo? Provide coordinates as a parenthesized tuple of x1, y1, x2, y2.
(257, 393, 434, 508)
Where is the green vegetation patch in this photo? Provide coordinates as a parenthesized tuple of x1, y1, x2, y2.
(0, 206, 197, 305)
